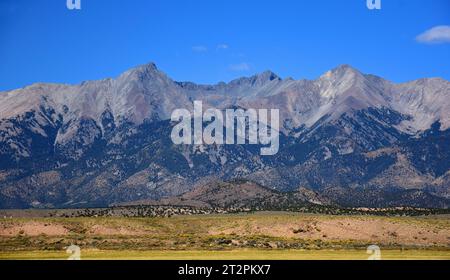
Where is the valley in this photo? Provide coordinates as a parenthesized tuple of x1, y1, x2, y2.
(0, 211, 449, 260)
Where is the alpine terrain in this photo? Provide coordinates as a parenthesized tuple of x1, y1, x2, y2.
(0, 62, 449, 209)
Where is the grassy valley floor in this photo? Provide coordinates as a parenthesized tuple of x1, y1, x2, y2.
(1, 249, 450, 260)
(0, 212, 449, 260)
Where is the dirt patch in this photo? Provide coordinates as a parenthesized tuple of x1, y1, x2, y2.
(208, 216, 450, 246)
(0, 222, 68, 236)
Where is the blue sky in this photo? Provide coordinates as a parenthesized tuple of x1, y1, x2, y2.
(0, 0, 449, 91)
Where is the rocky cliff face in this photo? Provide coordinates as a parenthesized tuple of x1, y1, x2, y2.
(0, 62, 449, 208)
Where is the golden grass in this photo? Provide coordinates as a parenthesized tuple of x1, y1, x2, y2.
(1, 249, 449, 260)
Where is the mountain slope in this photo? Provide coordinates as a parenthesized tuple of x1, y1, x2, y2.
(0, 62, 449, 209)
(118, 180, 332, 209)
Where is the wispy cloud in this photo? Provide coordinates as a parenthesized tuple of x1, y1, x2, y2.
(217, 44, 229, 50)
(416, 25, 450, 44)
(229, 62, 251, 72)
(192, 45, 208, 52)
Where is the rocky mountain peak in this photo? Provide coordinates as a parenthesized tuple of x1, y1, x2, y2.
(255, 70, 281, 82)
(132, 61, 159, 72)
(320, 64, 363, 82)
(228, 70, 281, 88)
(117, 61, 163, 83)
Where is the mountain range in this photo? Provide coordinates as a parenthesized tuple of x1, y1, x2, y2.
(0, 62, 449, 209)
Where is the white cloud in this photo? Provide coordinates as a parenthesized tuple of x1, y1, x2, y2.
(192, 45, 208, 52)
(416, 25, 450, 44)
(229, 62, 251, 71)
(217, 44, 229, 50)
